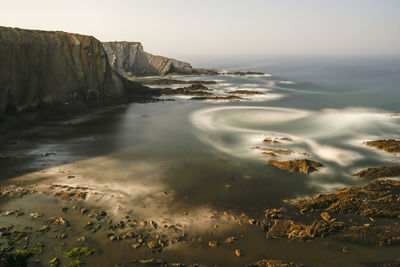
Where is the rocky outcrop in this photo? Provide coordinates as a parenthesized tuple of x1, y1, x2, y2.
(364, 139, 400, 153)
(0, 27, 152, 114)
(226, 90, 265, 95)
(138, 79, 217, 86)
(259, 179, 400, 248)
(246, 259, 304, 267)
(293, 179, 400, 218)
(103, 42, 218, 77)
(268, 159, 323, 174)
(158, 84, 214, 96)
(354, 166, 400, 179)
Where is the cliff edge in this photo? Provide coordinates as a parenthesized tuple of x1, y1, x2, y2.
(0, 27, 149, 114)
(103, 42, 217, 77)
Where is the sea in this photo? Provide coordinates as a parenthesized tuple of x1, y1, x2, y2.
(0, 55, 399, 266)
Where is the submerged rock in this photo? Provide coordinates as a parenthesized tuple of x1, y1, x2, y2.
(354, 166, 400, 179)
(268, 159, 323, 174)
(227, 90, 265, 95)
(246, 259, 305, 267)
(235, 249, 243, 257)
(364, 139, 400, 153)
(138, 79, 217, 86)
(336, 224, 400, 247)
(47, 217, 69, 226)
(191, 95, 245, 101)
(226, 71, 265, 76)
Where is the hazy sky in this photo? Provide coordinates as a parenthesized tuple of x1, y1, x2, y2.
(1, 0, 400, 57)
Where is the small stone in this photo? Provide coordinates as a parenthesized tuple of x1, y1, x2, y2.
(126, 232, 135, 238)
(148, 240, 160, 249)
(30, 212, 41, 218)
(40, 225, 50, 232)
(77, 236, 86, 242)
(235, 249, 243, 257)
(132, 243, 142, 249)
(225, 236, 237, 244)
(49, 257, 59, 266)
(320, 212, 331, 222)
(248, 219, 256, 225)
(150, 221, 158, 229)
(208, 241, 218, 248)
(67, 175, 75, 179)
(47, 216, 69, 226)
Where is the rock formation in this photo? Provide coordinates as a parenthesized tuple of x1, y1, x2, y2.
(246, 259, 305, 267)
(354, 166, 400, 179)
(268, 159, 323, 174)
(364, 139, 400, 153)
(293, 179, 400, 218)
(0, 26, 152, 114)
(103, 41, 218, 77)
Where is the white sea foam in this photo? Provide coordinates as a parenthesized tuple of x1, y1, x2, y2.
(190, 106, 398, 167)
(278, 81, 295, 85)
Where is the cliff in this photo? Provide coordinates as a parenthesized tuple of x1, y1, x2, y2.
(103, 42, 217, 77)
(0, 27, 150, 114)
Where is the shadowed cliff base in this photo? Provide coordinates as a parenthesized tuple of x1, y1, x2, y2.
(0, 26, 161, 119)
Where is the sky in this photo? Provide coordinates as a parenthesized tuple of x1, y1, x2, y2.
(1, 0, 400, 58)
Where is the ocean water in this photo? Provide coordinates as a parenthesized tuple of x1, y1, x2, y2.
(1, 56, 400, 266)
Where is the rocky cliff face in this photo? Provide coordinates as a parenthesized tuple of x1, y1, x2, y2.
(0, 27, 134, 114)
(103, 42, 216, 77)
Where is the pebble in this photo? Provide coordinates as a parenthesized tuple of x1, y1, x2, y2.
(235, 249, 243, 257)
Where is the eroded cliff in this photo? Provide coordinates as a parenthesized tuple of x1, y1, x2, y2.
(103, 42, 217, 77)
(0, 27, 149, 114)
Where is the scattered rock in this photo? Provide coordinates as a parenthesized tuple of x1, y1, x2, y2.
(224, 236, 237, 244)
(150, 221, 158, 229)
(246, 259, 305, 267)
(47, 217, 69, 226)
(2, 210, 24, 216)
(29, 212, 41, 218)
(265, 209, 284, 219)
(148, 241, 161, 249)
(354, 166, 400, 179)
(227, 90, 265, 95)
(268, 159, 323, 174)
(208, 241, 218, 248)
(191, 95, 246, 101)
(40, 225, 50, 232)
(293, 179, 400, 218)
(364, 139, 400, 153)
(235, 249, 243, 257)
